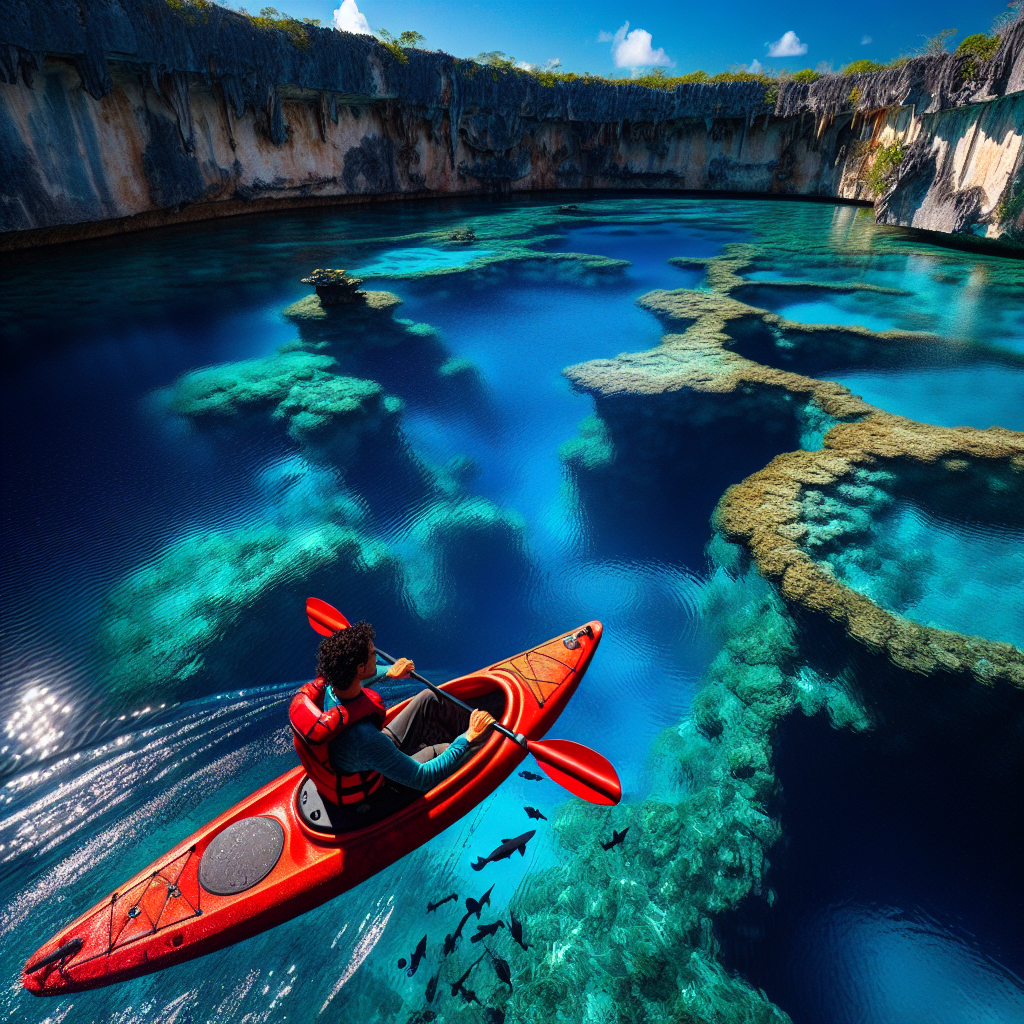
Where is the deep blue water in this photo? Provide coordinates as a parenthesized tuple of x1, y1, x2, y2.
(1, 195, 1021, 1023)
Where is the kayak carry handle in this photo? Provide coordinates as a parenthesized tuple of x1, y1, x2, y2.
(26, 937, 83, 974)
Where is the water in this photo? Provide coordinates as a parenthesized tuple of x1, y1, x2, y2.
(1, 195, 1022, 1023)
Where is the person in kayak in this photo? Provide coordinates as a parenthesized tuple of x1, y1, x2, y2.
(290, 621, 499, 821)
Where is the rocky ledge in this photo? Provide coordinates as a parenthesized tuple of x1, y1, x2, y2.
(1, 0, 1022, 248)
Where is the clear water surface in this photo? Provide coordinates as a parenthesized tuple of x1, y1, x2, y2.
(1, 195, 1021, 1024)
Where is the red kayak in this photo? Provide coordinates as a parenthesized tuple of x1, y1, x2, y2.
(23, 621, 603, 994)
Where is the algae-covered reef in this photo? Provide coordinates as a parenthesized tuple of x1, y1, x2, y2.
(96, 280, 528, 705)
(523, 209, 1024, 1024)
(1, 0, 1022, 248)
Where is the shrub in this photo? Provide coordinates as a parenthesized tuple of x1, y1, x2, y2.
(165, 0, 211, 22)
(238, 7, 316, 50)
(956, 32, 1001, 59)
(864, 141, 905, 196)
(995, 177, 1024, 226)
(956, 32, 1001, 78)
(793, 68, 821, 84)
(841, 59, 885, 75)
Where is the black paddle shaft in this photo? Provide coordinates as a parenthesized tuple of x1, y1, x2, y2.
(374, 648, 527, 749)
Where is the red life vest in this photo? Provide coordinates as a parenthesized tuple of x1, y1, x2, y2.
(289, 678, 388, 806)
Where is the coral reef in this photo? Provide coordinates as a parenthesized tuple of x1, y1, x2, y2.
(501, 548, 868, 1024)
(170, 348, 405, 466)
(99, 292, 529, 706)
(714, 417, 1024, 687)
(537, 203, 1022, 1023)
(97, 463, 403, 704)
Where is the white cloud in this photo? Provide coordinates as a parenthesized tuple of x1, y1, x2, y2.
(749, 58, 762, 73)
(333, 0, 373, 35)
(608, 21, 672, 68)
(767, 30, 808, 57)
(861, 35, 872, 45)
(517, 58, 562, 72)
(597, 30, 614, 43)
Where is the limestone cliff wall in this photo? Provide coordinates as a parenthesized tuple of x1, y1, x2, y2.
(1, 0, 1022, 249)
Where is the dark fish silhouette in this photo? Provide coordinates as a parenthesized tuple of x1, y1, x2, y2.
(443, 911, 472, 956)
(519, 770, 543, 781)
(507, 910, 530, 951)
(471, 831, 535, 871)
(465, 884, 493, 920)
(470, 920, 505, 943)
(456, 984, 480, 1005)
(524, 806, 547, 821)
(405, 1012, 436, 1024)
(406, 934, 428, 977)
(488, 948, 513, 992)
(425, 971, 439, 1003)
(450, 953, 485, 997)
(427, 892, 458, 913)
(601, 827, 629, 851)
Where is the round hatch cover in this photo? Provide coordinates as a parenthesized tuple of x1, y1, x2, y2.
(199, 817, 284, 896)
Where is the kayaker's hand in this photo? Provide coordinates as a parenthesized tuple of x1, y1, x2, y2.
(386, 658, 414, 679)
(465, 710, 496, 744)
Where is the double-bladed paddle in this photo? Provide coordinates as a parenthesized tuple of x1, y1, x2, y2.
(305, 597, 621, 806)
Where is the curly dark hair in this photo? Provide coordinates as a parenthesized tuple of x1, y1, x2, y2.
(316, 621, 376, 690)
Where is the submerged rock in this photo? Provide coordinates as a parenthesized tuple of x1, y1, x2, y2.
(300, 268, 367, 306)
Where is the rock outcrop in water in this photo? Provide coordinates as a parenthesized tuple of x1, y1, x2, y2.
(1, 0, 1021, 248)
(98, 289, 528, 704)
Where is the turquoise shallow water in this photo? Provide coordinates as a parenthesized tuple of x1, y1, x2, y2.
(818, 499, 1024, 648)
(1, 195, 1021, 1023)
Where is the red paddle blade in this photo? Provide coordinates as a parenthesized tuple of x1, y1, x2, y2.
(306, 597, 350, 637)
(528, 738, 621, 806)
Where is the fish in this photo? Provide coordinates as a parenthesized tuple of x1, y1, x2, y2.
(470, 920, 505, 943)
(427, 892, 458, 913)
(425, 971, 439, 1003)
(488, 949, 513, 992)
(471, 831, 535, 871)
(449, 953, 485, 997)
(524, 806, 547, 821)
(443, 911, 472, 956)
(601, 827, 629, 851)
(507, 910, 530, 951)
(406, 934, 428, 977)
(519, 770, 543, 781)
(456, 984, 480, 1005)
(465, 884, 493, 920)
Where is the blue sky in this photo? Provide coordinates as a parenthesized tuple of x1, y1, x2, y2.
(220, 1, 1015, 75)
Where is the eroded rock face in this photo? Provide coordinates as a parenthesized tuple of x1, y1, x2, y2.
(1, 0, 1021, 247)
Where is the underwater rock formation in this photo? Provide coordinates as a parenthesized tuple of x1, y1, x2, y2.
(97, 288, 532, 705)
(505, 544, 873, 1024)
(715, 416, 1024, 687)
(300, 268, 368, 306)
(1, 0, 1021, 247)
(170, 348, 406, 467)
(97, 464, 403, 704)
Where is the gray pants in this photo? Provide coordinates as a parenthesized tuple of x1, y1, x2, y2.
(344, 687, 504, 825)
(382, 687, 505, 761)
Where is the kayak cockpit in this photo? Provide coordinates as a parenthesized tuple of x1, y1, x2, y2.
(296, 684, 508, 835)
